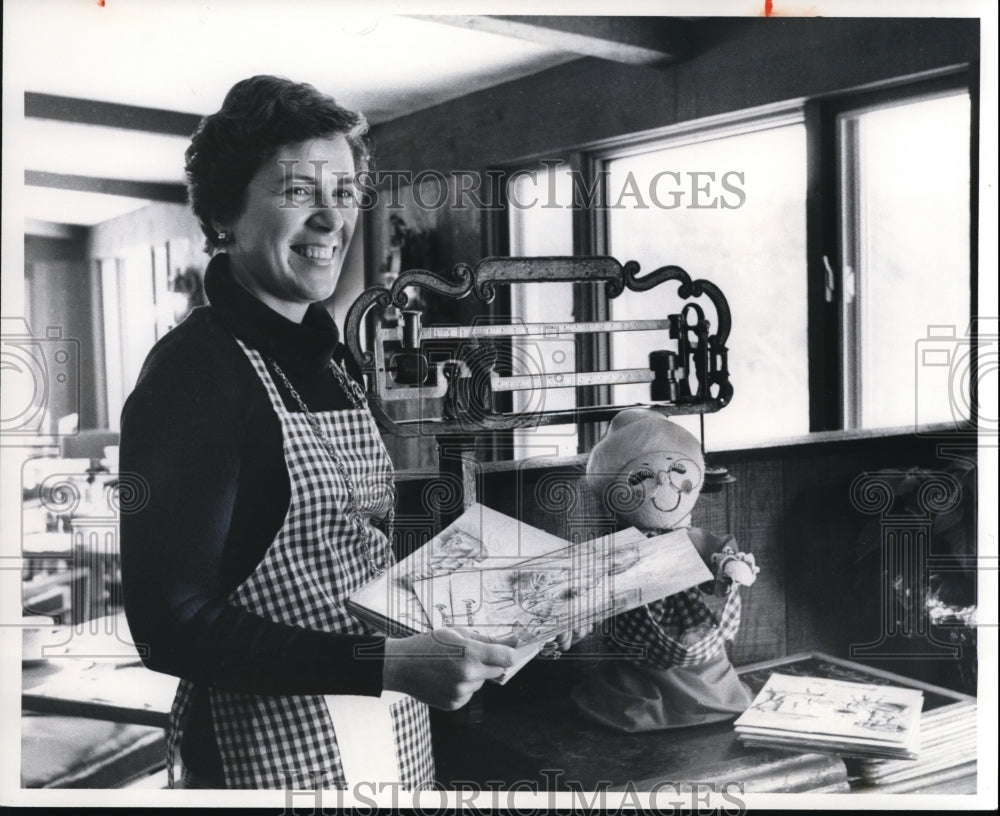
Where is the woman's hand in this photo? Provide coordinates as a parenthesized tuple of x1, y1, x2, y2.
(382, 629, 517, 711)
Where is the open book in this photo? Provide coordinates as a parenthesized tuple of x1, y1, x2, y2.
(347, 503, 712, 681)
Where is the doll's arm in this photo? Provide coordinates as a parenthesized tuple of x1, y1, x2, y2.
(687, 528, 760, 588)
(710, 547, 759, 587)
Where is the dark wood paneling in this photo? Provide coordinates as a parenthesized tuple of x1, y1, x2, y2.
(372, 19, 977, 174)
(672, 18, 974, 124)
(724, 459, 785, 665)
(782, 451, 869, 656)
(480, 461, 617, 545)
(691, 485, 728, 537)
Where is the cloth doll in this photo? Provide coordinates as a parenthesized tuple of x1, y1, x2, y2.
(572, 407, 760, 731)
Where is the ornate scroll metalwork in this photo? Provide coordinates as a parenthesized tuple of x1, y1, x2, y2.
(344, 256, 733, 437)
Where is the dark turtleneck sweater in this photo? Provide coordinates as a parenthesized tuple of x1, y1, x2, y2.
(120, 253, 386, 777)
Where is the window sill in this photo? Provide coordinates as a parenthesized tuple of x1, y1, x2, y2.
(709, 421, 977, 462)
(394, 421, 977, 479)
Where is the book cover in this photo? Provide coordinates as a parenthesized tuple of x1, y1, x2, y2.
(734, 672, 923, 752)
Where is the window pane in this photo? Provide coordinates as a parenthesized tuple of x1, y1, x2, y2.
(508, 164, 578, 457)
(606, 122, 809, 450)
(843, 92, 971, 429)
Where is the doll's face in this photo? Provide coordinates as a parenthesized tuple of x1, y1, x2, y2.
(614, 450, 703, 530)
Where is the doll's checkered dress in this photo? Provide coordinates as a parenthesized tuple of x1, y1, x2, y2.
(606, 582, 742, 668)
(166, 340, 434, 790)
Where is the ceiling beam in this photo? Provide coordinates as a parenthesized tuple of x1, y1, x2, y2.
(25, 170, 188, 203)
(418, 15, 692, 67)
(24, 92, 202, 137)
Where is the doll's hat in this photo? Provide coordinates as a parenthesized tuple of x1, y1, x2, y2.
(585, 408, 704, 495)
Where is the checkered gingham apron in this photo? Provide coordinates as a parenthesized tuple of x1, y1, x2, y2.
(607, 575, 742, 668)
(165, 339, 434, 790)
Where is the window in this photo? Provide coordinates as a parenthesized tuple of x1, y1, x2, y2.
(603, 117, 810, 449)
(500, 75, 974, 452)
(835, 90, 972, 430)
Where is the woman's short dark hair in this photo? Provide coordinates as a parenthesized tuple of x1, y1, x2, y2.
(185, 75, 372, 251)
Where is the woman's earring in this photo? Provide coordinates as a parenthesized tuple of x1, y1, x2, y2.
(217, 231, 229, 243)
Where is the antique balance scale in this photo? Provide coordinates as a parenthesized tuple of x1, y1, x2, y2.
(344, 255, 734, 522)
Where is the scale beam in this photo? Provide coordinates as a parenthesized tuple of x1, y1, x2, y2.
(344, 256, 732, 437)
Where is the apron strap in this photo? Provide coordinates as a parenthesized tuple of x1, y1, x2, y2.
(165, 679, 196, 788)
(233, 337, 291, 418)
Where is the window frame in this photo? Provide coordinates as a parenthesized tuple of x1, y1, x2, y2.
(808, 69, 977, 433)
(496, 67, 978, 452)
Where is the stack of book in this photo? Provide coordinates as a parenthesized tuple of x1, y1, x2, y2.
(734, 653, 978, 793)
(734, 672, 924, 760)
(851, 690, 977, 792)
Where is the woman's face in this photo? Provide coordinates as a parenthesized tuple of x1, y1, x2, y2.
(220, 135, 359, 321)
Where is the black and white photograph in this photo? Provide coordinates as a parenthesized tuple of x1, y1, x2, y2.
(1, 1, 995, 811)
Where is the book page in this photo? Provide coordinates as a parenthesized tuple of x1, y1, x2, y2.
(413, 527, 712, 647)
(348, 504, 576, 635)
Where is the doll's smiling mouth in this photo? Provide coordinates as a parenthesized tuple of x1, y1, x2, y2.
(651, 494, 682, 513)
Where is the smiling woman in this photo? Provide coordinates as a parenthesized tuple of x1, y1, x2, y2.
(219, 137, 360, 321)
(119, 75, 521, 791)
